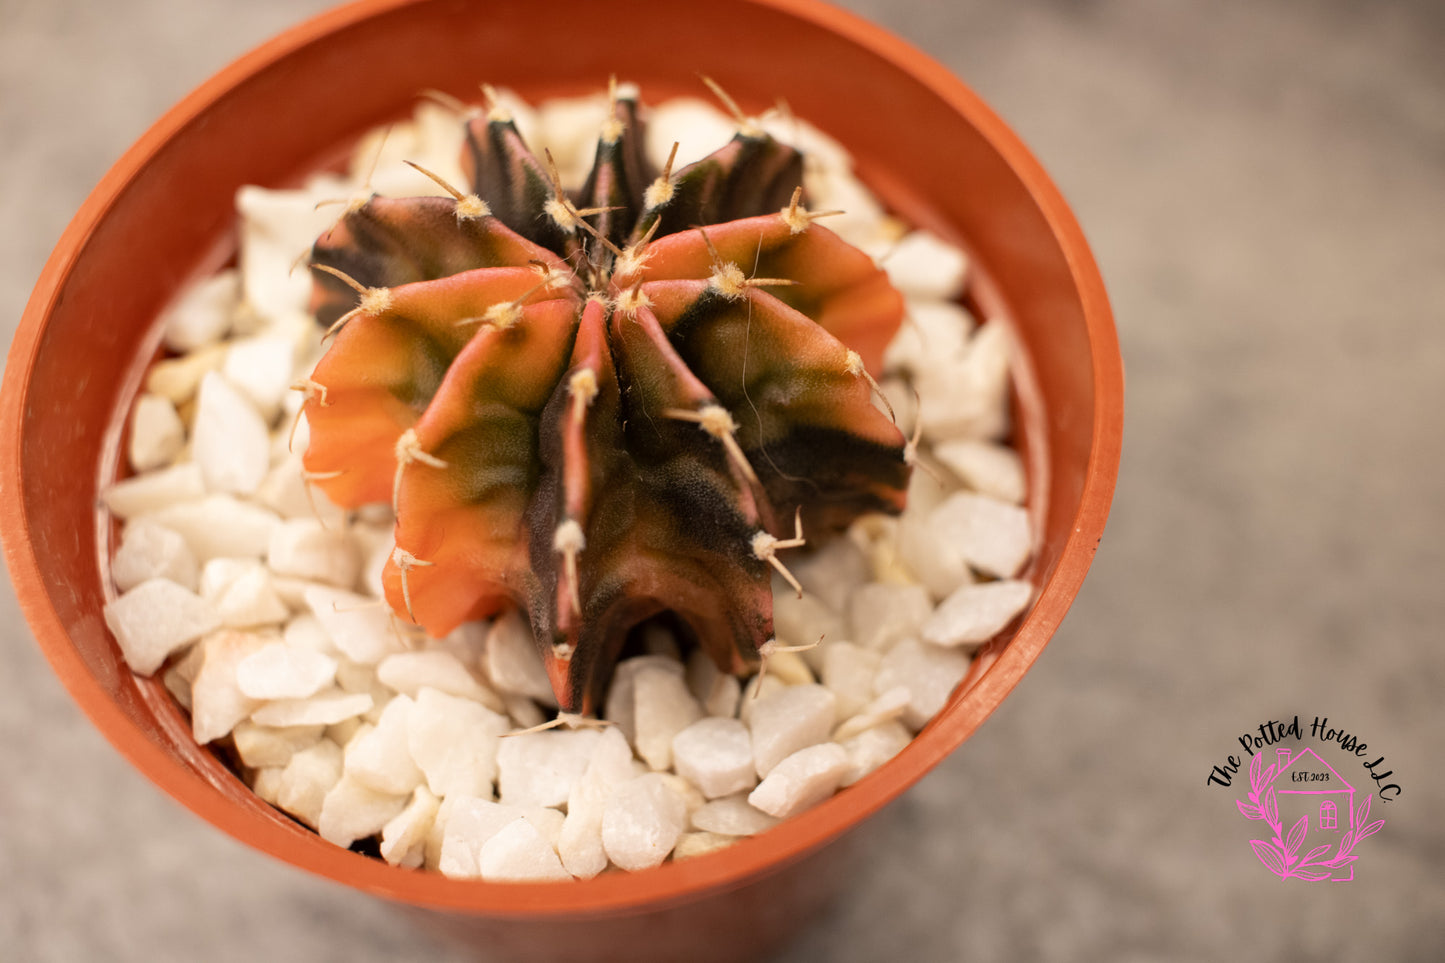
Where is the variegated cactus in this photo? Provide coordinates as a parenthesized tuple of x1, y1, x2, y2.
(302, 83, 911, 712)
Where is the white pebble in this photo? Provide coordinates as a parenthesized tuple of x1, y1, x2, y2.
(191, 630, 270, 743)
(897, 511, 975, 601)
(255, 453, 348, 529)
(251, 688, 374, 727)
(479, 818, 572, 882)
(434, 814, 482, 878)
(643, 98, 738, 169)
(820, 642, 882, 722)
(832, 686, 912, 743)
(222, 335, 295, 419)
(421, 791, 456, 870)
(438, 798, 563, 879)
(690, 793, 779, 837)
(283, 614, 336, 655)
(110, 521, 198, 593)
(748, 743, 851, 819)
(839, 720, 912, 786)
(326, 717, 364, 746)
(237, 184, 343, 322)
(139, 494, 280, 561)
(748, 684, 836, 777)
(922, 579, 1034, 648)
(633, 662, 703, 771)
(673, 831, 736, 861)
(339, 664, 379, 704)
(380, 786, 440, 868)
(395, 102, 473, 193)
(235, 640, 336, 700)
(759, 111, 854, 174)
(103, 577, 221, 676)
(192, 372, 270, 495)
(496, 729, 601, 809)
(268, 519, 361, 588)
(933, 438, 1026, 504)
(881, 230, 968, 301)
(199, 558, 290, 628)
(345, 696, 423, 795)
(503, 694, 547, 731)
(317, 773, 409, 848)
(335, 658, 385, 709)
(604, 655, 685, 744)
(874, 639, 969, 730)
(558, 726, 640, 879)
(273, 738, 343, 829)
(848, 582, 933, 651)
(737, 674, 787, 726)
(770, 591, 844, 651)
(198, 557, 254, 601)
(601, 773, 688, 872)
(930, 492, 1032, 579)
(903, 458, 952, 518)
(357, 530, 392, 600)
(535, 94, 613, 184)
(789, 539, 871, 614)
(916, 320, 1011, 442)
(407, 687, 509, 799)
(305, 585, 404, 665)
(658, 771, 706, 816)
(270, 576, 319, 613)
(103, 463, 206, 520)
(144, 344, 226, 406)
(671, 717, 755, 799)
(232, 721, 324, 768)
(484, 610, 556, 706)
(854, 517, 918, 589)
(251, 766, 284, 806)
(803, 165, 887, 248)
(377, 650, 502, 712)
(160, 269, 238, 352)
(430, 618, 486, 662)
(127, 394, 185, 473)
(162, 641, 205, 710)
(685, 650, 742, 719)
(883, 299, 973, 376)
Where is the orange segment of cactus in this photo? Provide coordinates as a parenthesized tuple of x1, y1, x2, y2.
(620, 214, 904, 374)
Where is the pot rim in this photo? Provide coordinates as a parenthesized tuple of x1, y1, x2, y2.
(1, 0, 1121, 917)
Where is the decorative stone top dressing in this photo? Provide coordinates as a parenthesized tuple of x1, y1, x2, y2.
(301, 82, 912, 713)
(98, 86, 1038, 880)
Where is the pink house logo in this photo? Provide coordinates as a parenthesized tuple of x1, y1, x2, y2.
(1237, 746, 1384, 881)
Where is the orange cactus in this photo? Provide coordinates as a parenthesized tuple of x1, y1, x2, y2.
(302, 84, 909, 712)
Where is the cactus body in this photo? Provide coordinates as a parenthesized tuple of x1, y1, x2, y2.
(304, 87, 910, 712)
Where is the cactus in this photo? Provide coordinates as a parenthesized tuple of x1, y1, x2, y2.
(302, 83, 911, 712)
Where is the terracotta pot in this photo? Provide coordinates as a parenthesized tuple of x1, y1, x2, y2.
(0, 0, 1121, 959)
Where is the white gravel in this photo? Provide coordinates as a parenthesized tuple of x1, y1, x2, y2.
(110, 520, 198, 593)
(101, 91, 1038, 880)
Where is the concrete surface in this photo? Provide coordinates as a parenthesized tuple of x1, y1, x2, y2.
(2, 0, 1442, 960)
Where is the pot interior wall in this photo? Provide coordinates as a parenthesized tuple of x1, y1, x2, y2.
(9, 0, 1108, 940)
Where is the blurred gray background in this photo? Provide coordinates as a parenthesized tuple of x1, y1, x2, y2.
(2, 0, 1442, 960)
